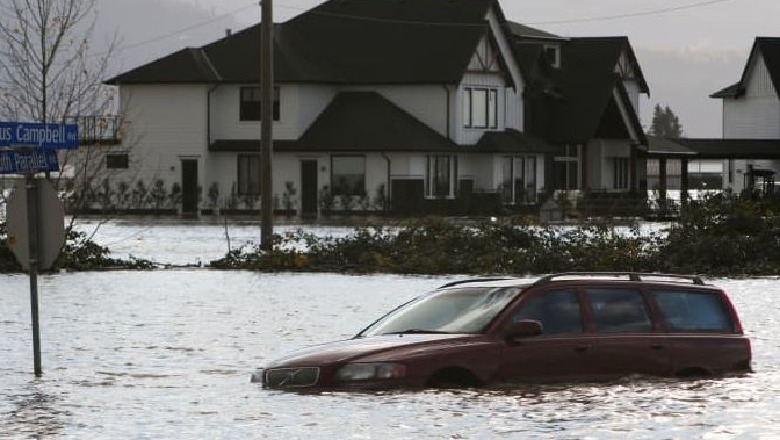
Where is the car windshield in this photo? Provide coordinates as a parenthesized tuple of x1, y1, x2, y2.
(358, 286, 523, 337)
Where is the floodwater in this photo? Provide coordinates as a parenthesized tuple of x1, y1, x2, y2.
(2, 271, 779, 439)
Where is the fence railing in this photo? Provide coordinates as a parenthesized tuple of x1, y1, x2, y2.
(63, 115, 122, 145)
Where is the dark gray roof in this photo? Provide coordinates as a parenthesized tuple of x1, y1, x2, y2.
(645, 137, 780, 159)
(520, 37, 649, 144)
(711, 37, 780, 99)
(476, 129, 563, 153)
(108, 0, 503, 85)
(506, 22, 565, 41)
(710, 83, 742, 99)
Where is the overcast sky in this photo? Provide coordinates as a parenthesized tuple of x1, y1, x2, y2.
(98, 0, 780, 137)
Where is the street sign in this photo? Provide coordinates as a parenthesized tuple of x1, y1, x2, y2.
(0, 121, 79, 150)
(0, 148, 60, 175)
(7, 179, 66, 271)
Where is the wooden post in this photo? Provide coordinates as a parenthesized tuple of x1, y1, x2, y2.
(680, 158, 689, 209)
(260, 0, 274, 251)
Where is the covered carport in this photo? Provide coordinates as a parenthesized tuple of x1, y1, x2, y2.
(643, 138, 780, 204)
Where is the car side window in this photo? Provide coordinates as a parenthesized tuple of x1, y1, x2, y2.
(587, 289, 652, 333)
(652, 290, 734, 332)
(512, 289, 582, 334)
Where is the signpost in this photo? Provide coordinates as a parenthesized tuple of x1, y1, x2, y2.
(1, 121, 76, 377)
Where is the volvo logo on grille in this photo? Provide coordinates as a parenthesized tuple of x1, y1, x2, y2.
(265, 367, 319, 388)
(278, 368, 304, 386)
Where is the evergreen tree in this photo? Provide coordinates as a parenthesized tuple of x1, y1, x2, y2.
(648, 104, 684, 138)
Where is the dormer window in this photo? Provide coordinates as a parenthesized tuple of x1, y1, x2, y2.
(463, 87, 498, 129)
(544, 44, 561, 68)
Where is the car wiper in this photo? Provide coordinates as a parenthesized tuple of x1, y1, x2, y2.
(383, 329, 452, 335)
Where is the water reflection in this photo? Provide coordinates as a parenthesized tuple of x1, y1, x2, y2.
(0, 381, 70, 439)
(1, 272, 779, 439)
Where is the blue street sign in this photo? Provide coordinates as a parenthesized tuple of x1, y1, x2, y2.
(0, 122, 79, 150)
(0, 148, 60, 174)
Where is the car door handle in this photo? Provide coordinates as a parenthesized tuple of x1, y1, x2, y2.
(575, 344, 592, 352)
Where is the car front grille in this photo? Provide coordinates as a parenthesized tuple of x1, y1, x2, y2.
(264, 367, 320, 388)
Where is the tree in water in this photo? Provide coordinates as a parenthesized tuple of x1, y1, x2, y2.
(648, 104, 684, 138)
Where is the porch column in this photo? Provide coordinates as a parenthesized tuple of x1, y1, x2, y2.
(658, 158, 667, 213)
(680, 158, 689, 208)
(579, 144, 587, 190)
(629, 145, 637, 192)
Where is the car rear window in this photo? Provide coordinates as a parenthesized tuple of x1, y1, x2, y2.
(652, 290, 735, 332)
(586, 288, 652, 333)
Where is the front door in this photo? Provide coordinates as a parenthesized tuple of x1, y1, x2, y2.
(499, 288, 596, 383)
(181, 159, 198, 214)
(301, 160, 318, 217)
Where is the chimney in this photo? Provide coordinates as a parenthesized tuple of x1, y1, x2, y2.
(225, 28, 232, 37)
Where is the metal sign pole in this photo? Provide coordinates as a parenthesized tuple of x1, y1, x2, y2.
(25, 175, 42, 376)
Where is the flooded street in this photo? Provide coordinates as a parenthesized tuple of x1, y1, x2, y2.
(2, 271, 779, 439)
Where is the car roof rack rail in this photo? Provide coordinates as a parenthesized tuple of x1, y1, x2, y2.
(438, 277, 516, 288)
(532, 272, 706, 286)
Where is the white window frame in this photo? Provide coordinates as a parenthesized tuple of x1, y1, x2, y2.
(463, 87, 498, 129)
(613, 157, 629, 190)
(502, 155, 537, 204)
(426, 155, 457, 199)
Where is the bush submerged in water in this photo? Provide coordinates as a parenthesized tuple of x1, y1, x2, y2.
(212, 196, 780, 276)
(656, 194, 780, 275)
(0, 223, 154, 272)
(211, 217, 658, 275)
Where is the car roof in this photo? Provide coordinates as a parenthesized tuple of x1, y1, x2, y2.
(438, 273, 715, 291)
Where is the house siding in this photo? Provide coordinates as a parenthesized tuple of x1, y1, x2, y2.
(723, 54, 780, 139)
(119, 84, 209, 190)
(209, 84, 304, 142)
(586, 139, 630, 191)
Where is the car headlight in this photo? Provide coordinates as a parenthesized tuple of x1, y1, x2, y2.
(335, 362, 407, 381)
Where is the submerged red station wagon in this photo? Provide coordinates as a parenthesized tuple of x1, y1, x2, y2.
(252, 273, 752, 390)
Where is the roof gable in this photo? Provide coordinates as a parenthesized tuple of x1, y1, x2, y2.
(296, 91, 455, 150)
(525, 37, 647, 143)
(711, 37, 780, 100)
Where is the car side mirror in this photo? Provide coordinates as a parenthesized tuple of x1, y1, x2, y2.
(505, 319, 543, 340)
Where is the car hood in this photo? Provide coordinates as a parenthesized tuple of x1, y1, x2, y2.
(266, 334, 477, 367)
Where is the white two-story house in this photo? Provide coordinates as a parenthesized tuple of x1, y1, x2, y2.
(711, 37, 780, 193)
(100, 0, 649, 217)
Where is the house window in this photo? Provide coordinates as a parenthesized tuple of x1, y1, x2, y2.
(237, 154, 261, 195)
(544, 44, 560, 68)
(613, 157, 629, 190)
(502, 156, 537, 204)
(427, 155, 456, 198)
(239, 86, 280, 121)
(331, 156, 365, 196)
(554, 144, 579, 190)
(106, 152, 129, 169)
(463, 87, 498, 129)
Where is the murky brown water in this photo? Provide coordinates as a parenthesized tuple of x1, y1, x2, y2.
(1, 272, 778, 439)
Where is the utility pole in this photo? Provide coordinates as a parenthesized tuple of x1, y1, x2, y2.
(260, 0, 274, 251)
